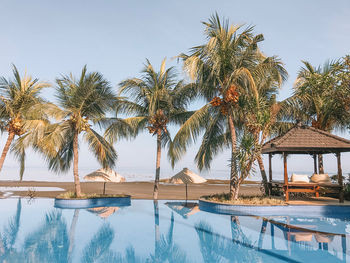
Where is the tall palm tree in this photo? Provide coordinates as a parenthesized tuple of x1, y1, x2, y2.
(0, 65, 52, 179)
(39, 66, 117, 197)
(243, 59, 288, 195)
(281, 60, 348, 173)
(172, 13, 286, 199)
(108, 59, 192, 199)
(250, 98, 291, 195)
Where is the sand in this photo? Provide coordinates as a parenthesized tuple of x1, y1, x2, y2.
(0, 180, 261, 199)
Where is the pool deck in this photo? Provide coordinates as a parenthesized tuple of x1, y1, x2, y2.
(0, 180, 260, 199)
(0, 180, 348, 206)
(287, 196, 350, 206)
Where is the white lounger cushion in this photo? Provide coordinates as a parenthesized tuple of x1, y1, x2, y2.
(290, 174, 310, 183)
(310, 173, 331, 183)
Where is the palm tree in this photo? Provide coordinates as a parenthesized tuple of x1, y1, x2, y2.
(340, 55, 350, 89)
(172, 13, 286, 199)
(243, 59, 288, 195)
(39, 66, 117, 197)
(0, 65, 52, 179)
(251, 99, 292, 195)
(108, 59, 192, 199)
(281, 60, 348, 173)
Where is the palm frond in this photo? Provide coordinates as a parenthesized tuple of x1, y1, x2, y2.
(84, 128, 117, 168)
(103, 116, 147, 143)
(195, 114, 229, 170)
(169, 104, 211, 166)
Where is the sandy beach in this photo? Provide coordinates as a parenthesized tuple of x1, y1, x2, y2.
(0, 180, 261, 199)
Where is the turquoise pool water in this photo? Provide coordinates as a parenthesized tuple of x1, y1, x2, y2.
(0, 198, 348, 262)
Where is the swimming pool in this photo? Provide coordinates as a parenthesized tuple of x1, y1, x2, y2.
(0, 198, 348, 262)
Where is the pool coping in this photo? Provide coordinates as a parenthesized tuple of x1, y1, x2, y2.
(54, 195, 131, 209)
(199, 198, 350, 216)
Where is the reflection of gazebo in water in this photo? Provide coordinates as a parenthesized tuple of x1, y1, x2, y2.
(257, 216, 347, 262)
(165, 202, 200, 219)
(262, 123, 350, 202)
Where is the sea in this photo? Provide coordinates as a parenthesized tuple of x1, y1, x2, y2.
(0, 165, 339, 183)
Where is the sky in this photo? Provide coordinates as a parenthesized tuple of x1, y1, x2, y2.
(0, 0, 349, 181)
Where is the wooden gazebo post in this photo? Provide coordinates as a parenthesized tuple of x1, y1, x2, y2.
(283, 152, 289, 202)
(313, 154, 318, 174)
(283, 153, 288, 183)
(268, 153, 272, 195)
(337, 152, 344, 203)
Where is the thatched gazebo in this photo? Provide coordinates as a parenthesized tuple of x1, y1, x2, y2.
(262, 123, 350, 202)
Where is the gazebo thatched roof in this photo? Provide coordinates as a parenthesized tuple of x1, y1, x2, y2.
(262, 124, 350, 154)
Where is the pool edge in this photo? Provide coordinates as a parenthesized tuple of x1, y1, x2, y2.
(198, 198, 350, 216)
(54, 195, 131, 209)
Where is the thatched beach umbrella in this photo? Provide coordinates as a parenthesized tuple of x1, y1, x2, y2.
(169, 168, 207, 202)
(165, 202, 200, 219)
(84, 168, 125, 194)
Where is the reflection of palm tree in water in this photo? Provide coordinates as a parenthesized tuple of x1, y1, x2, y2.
(149, 200, 186, 263)
(195, 216, 260, 262)
(230, 216, 254, 246)
(0, 200, 186, 262)
(154, 200, 160, 261)
(0, 198, 24, 262)
(195, 221, 222, 262)
(69, 210, 136, 263)
(81, 223, 115, 263)
(0, 202, 133, 263)
(0, 200, 72, 263)
(68, 209, 80, 262)
(94, 201, 185, 263)
(24, 211, 69, 263)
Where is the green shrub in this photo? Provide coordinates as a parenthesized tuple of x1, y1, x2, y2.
(202, 193, 285, 205)
(56, 191, 128, 199)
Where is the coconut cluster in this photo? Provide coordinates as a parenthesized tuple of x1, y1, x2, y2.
(8, 117, 24, 135)
(210, 85, 239, 115)
(70, 115, 90, 132)
(147, 109, 168, 135)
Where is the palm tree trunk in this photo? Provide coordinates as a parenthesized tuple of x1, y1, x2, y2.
(153, 131, 162, 199)
(318, 154, 324, 174)
(0, 131, 15, 173)
(73, 132, 82, 197)
(228, 113, 238, 200)
(257, 155, 269, 195)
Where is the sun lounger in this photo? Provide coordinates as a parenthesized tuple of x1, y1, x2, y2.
(283, 182, 320, 201)
(269, 180, 341, 202)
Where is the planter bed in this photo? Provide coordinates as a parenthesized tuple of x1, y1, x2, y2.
(199, 198, 350, 217)
(55, 195, 131, 209)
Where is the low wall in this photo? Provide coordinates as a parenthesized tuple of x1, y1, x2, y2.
(199, 198, 350, 217)
(54, 195, 131, 209)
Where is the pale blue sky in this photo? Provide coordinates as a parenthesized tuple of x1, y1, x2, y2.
(0, 0, 349, 181)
